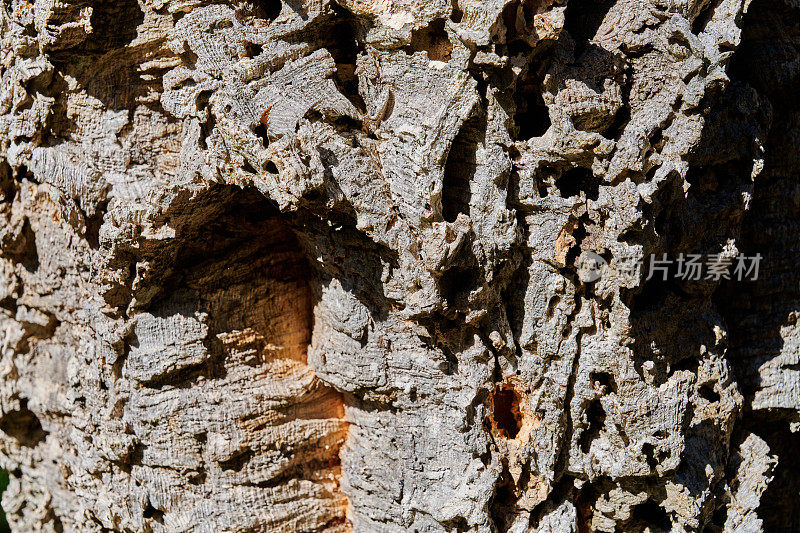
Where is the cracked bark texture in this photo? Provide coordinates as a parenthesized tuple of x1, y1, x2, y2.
(0, 0, 799, 531)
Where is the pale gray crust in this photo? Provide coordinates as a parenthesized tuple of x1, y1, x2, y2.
(0, 0, 799, 531)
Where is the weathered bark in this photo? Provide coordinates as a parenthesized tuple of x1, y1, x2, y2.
(0, 0, 798, 531)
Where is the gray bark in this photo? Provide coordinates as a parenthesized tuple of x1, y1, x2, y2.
(0, 0, 799, 531)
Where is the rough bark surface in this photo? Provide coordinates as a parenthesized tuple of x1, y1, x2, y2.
(0, 0, 799, 531)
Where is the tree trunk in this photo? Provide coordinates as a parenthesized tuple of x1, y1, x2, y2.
(1, 0, 799, 531)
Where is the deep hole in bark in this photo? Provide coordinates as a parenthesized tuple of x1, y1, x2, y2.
(46, 0, 150, 112)
(199, 105, 216, 150)
(546, 295, 561, 319)
(442, 516, 468, 531)
(564, 0, 615, 57)
(5, 217, 39, 272)
(254, 0, 283, 21)
(670, 357, 700, 377)
(513, 74, 550, 140)
(0, 400, 47, 447)
(534, 165, 557, 197)
(40, 75, 74, 146)
(405, 19, 453, 61)
(490, 463, 518, 531)
(493, 0, 535, 55)
(439, 265, 478, 309)
(521, 0, 549, 26)
(564, 214, 591, 268)
(698, 383, 720, 403)
(86, 0, 144, 54)
(590, 371, 617, 393)
(254, 122, 269, 147)
(450, 0, 463, 23)
(556, 167, 601, 200)
(0, 160, 13, 201)
(325, 3, 367, 112)
(692, 1, 717, 34)
(605, 101, 631, 139)
(242, 160, 258, 174)
(575, 479, 601, 533)
(180, 49, 199, 69)
(196, 90, 212, 111)
(491, 383, 523, 439)
(418, 319, 460, 375)
(507, 39, 533, 59)
(219, 448, 255, 472)
(631, 499, 671, 531)
(188, 470, 207, 485)
(442, 111, 485, 221)
(642, 442, 658, 470)
(244, 42, 263, 58)
(143, 501, 164, 523)
(84, 200, 108, 250)
(579, 398, 606, 453)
